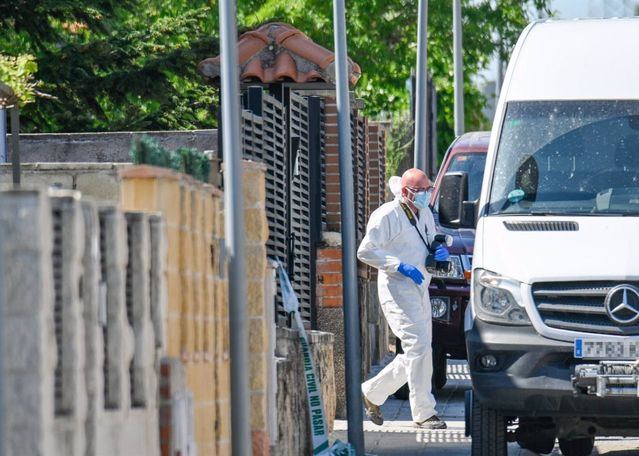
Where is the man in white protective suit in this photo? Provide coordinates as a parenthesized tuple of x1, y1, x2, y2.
(358, 168, 449, 429)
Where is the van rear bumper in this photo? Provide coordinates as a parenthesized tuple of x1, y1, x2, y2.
(466, 319, 639, 416)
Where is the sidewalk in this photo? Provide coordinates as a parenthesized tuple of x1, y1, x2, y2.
(330, 357, 639, 455)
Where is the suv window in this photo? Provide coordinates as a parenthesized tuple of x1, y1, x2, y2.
(447, 152, 487, 202)
(488, 100, 639, 215)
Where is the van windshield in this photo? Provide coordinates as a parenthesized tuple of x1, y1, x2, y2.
(488, 100, 639, 216)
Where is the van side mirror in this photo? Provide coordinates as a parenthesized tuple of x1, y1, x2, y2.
(438, 172, 477, 229)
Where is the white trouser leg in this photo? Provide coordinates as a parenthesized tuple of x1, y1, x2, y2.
(361, 351, 409, 405)
(404, 317, 436, 422)
(361, 295, 436, 422)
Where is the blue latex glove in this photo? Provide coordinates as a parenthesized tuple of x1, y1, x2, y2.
(398, 262, 425, 285)
(434, 247, 450, 262)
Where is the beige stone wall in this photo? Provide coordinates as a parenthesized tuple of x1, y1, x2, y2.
(120, 166, 223, 455)
(120, 162, 270, 456)
(242, 161, 270, 456)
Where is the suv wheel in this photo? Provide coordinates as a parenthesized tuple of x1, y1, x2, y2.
(393, 382, 410, 400)
(558, 437, 594, 456)
(432, 347, 447, 390)
(470, 394, 507, 456)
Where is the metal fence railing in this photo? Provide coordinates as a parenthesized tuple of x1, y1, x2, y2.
(233, 86, 387, 329)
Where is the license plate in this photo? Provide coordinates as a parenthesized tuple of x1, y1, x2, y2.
(574, 338, 639, 359)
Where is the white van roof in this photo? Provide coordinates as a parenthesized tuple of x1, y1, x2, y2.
(505, 18, 639, 101)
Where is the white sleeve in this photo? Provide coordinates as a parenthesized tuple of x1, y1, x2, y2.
(425, 208, 439, 246)
(357, 210, 402, 273)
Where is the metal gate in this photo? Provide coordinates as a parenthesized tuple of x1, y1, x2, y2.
(288, 91, 312, 325)
(237, 87, 327, 328)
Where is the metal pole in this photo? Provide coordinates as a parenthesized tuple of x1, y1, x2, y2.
(0, 227, 4, 456)
(413, 0, 429, 172)
(332, 0, 365, 454)
(495, 49, 503, 107)
(10, 107, 20, 186)
(453, 0, 464, 137)
(0, 228, 4, 456)
(218, 0, 251, 454)
(0, 108, 6, 163)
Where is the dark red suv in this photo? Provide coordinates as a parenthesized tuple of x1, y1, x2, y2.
(395, 131, 488, 398)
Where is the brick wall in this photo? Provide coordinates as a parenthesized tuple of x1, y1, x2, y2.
(316, 105, 391, 419)
(316, 247, 343, 309)
(324, 100, 341, 233)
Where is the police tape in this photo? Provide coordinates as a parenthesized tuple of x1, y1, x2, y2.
(277, 261, 355, 456)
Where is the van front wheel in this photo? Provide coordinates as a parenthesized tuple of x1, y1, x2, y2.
(470, 394, 507, 456)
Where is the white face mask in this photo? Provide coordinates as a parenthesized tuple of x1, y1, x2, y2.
(406, 188, 432, 209)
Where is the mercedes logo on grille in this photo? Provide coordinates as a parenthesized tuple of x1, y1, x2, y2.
(604, 285, 639, 326)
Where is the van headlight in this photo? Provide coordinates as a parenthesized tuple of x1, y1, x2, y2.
(431, 255, 464, 279)
(473, 268, 531, 325)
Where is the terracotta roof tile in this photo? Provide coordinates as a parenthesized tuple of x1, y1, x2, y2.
(198, 22, 361, 86)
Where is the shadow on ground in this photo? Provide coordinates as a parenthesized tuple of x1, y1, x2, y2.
(331, 359, 639, 455)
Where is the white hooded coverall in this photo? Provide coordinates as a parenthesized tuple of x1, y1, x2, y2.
(358, 193, 438, 422)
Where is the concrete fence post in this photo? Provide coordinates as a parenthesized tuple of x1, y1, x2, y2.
(148, 214, 167, 355)
(98, 205, 134, 411)
(49, 190, 88, 456)
(124, 211, 156, 409)
(80, 200, 104, 456)
(0, 187, 56, 456)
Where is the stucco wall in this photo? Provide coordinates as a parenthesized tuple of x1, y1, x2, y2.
(8, 130, 217, 163)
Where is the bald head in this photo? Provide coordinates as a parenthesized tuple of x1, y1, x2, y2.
(401, 168, 430, 191)
(400, 168, 432, 211)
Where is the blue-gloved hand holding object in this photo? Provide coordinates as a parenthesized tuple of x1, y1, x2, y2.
(398, 262, 425, 285)
(434, 247, 450, 262)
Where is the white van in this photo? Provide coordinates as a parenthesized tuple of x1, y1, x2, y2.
(437, 18, 639, 456)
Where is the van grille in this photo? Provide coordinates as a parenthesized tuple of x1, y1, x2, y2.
(503, 221, 579, 231)
(532, 281, 639, 335)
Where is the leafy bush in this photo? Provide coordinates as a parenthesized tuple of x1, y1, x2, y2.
(0, 54, 39, 107)
(130, 135, 210, 183)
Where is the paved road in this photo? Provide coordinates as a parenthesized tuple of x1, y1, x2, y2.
(331, 358, 639, 455)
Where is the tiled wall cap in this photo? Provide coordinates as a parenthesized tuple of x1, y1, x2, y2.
(198, 22, 361, 86)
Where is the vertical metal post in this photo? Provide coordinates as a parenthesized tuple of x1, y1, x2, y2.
(332, 0, 365, 454)
(430, 85, 438, 177)
(308, 96, 323, 329)
(453, 0, 464, 137)
(0, 228, 4, 456)
(218, 0, 251, 454)
(413, 0, 429, 172)
(10, 107, 20, 186)
(0, 108, 6, 163)
(495, 47, 503, 106)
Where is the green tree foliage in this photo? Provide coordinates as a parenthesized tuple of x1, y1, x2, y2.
(1, 0, 220, 132)
(246, 0, 551, 158)
(1, 0, 550, 158)
(0, 54, 39, 107)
